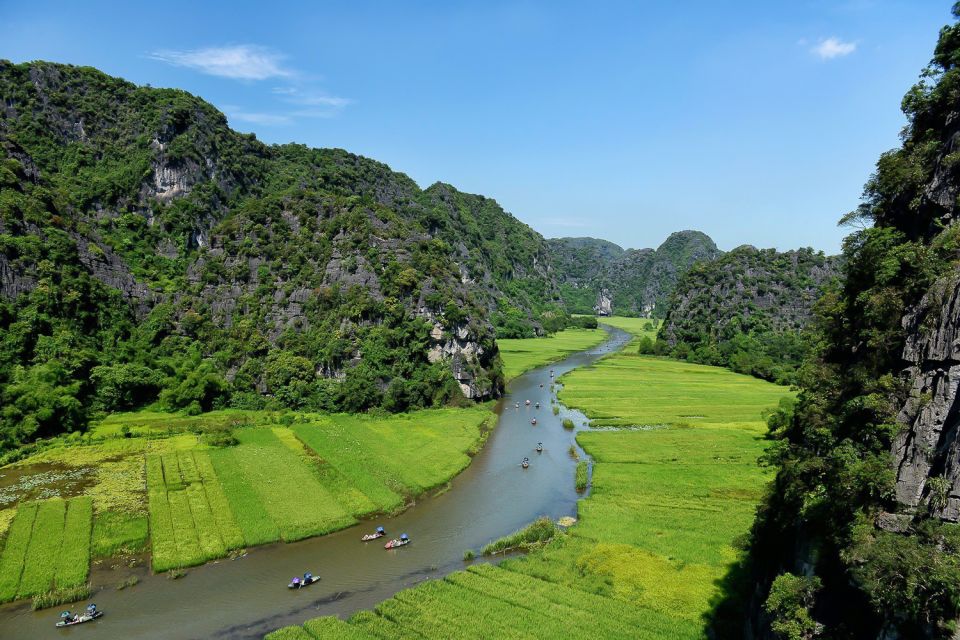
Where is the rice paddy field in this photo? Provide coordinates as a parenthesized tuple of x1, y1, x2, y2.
(0, 496, 92, 602)
(270, 318, 790, 638)
(598, 316, 661, 341)
(0, 407, 491, 603)
(498, 327, 607, 381)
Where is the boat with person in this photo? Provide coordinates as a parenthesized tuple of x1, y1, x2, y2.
(384, 534, 410, 549)
(362, 526, 386, 541)
(56, 604, 102, 627)
(536, 443, 543, 453)
(288, 572, 320, 589)
(521, 457, 530, 469)
(531, 418, 537, 425)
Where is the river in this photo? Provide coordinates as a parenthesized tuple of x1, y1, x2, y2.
(0, 326, 631, 639)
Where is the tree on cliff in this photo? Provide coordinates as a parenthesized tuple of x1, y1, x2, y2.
(742, 4, 960, 638)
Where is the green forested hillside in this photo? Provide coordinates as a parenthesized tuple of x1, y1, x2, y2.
(658, 246, 837, 384)
(421, 183, 568, 337)
(745, 6, 960, 638)
(548, 230, 720, 316)
(0, 61, 536, 449)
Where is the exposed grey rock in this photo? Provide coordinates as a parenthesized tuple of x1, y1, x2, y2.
(875, 511, 913, 533)
(0, 252, 37, 298)
(594, 288, 613, 316)
(894, 272, 960, 521)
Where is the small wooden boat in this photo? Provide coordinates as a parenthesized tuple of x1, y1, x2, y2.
(531, 418, 537, 425)
(56, 609, 102, 627)
(288, 574, 320, 589)
(525, 399, 531, 406)
(536, 443, 543, 453)
(362, 527, 386, 541)
(535, 402, 540, 408)
(385, 535, 410, 549)
(521, 457, 530, 469)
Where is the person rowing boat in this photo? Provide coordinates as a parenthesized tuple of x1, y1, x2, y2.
(56, 604, 102, 627)
(288, 572, 319, 588)
(385, 533, 410, 549)
(536, 442, 543, 453)
(362, 526, 386, 541)
(521, 457, 530, 468)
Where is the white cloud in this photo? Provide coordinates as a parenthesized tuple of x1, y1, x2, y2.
(221, 106, 292, 126)
(272, 87, 351, 109)
(811, 37, 857, 60)
(149, 45, 292, 80)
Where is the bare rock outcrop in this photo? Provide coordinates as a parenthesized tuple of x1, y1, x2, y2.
(894, 271, 960, 521)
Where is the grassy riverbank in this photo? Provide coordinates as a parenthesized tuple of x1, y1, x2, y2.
(0, 407, 492, 604)
(266, 318, 790, 638)
(498, 327, 607, 381)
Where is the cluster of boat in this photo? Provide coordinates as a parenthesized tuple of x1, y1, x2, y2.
(360, 526, 410, 548)
(516, 370, 558, 468)
(287, 528, 411, 590)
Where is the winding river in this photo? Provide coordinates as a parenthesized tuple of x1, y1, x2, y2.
(0, 326, 631, 639)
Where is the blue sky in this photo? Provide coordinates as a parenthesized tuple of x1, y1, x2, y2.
(0, 1, 953, 253)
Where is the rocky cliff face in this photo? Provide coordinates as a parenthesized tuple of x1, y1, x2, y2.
(894, 271, 960, 522)
(740, 10, 960, 637)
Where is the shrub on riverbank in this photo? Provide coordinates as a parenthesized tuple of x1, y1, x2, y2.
(31, 584, 91, 610)
(482, 516, 557, 555)
(575, 461, 588, 491)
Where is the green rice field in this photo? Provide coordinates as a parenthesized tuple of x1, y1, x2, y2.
(598, 316, 660, 340)
(271, 319, 789, 638)
(498, 327, 607, 381)
(0, 496, 92, 602)
(0, 406, 491, 600)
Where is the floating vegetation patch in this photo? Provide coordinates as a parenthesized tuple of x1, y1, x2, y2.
(0, 464, 95, 508)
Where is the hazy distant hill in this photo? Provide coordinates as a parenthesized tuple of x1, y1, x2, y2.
(548, 230, 721, 316)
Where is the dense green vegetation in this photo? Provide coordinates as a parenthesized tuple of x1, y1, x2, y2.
(549, 231, 721, 316)
(421, 183, 571, 338)
(0, 407, 491, 602)
(0, 60, 522, 450)
(657, 246, 837, 385)
(270, 323, 788, 638)
(743, 6, 960, 637)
